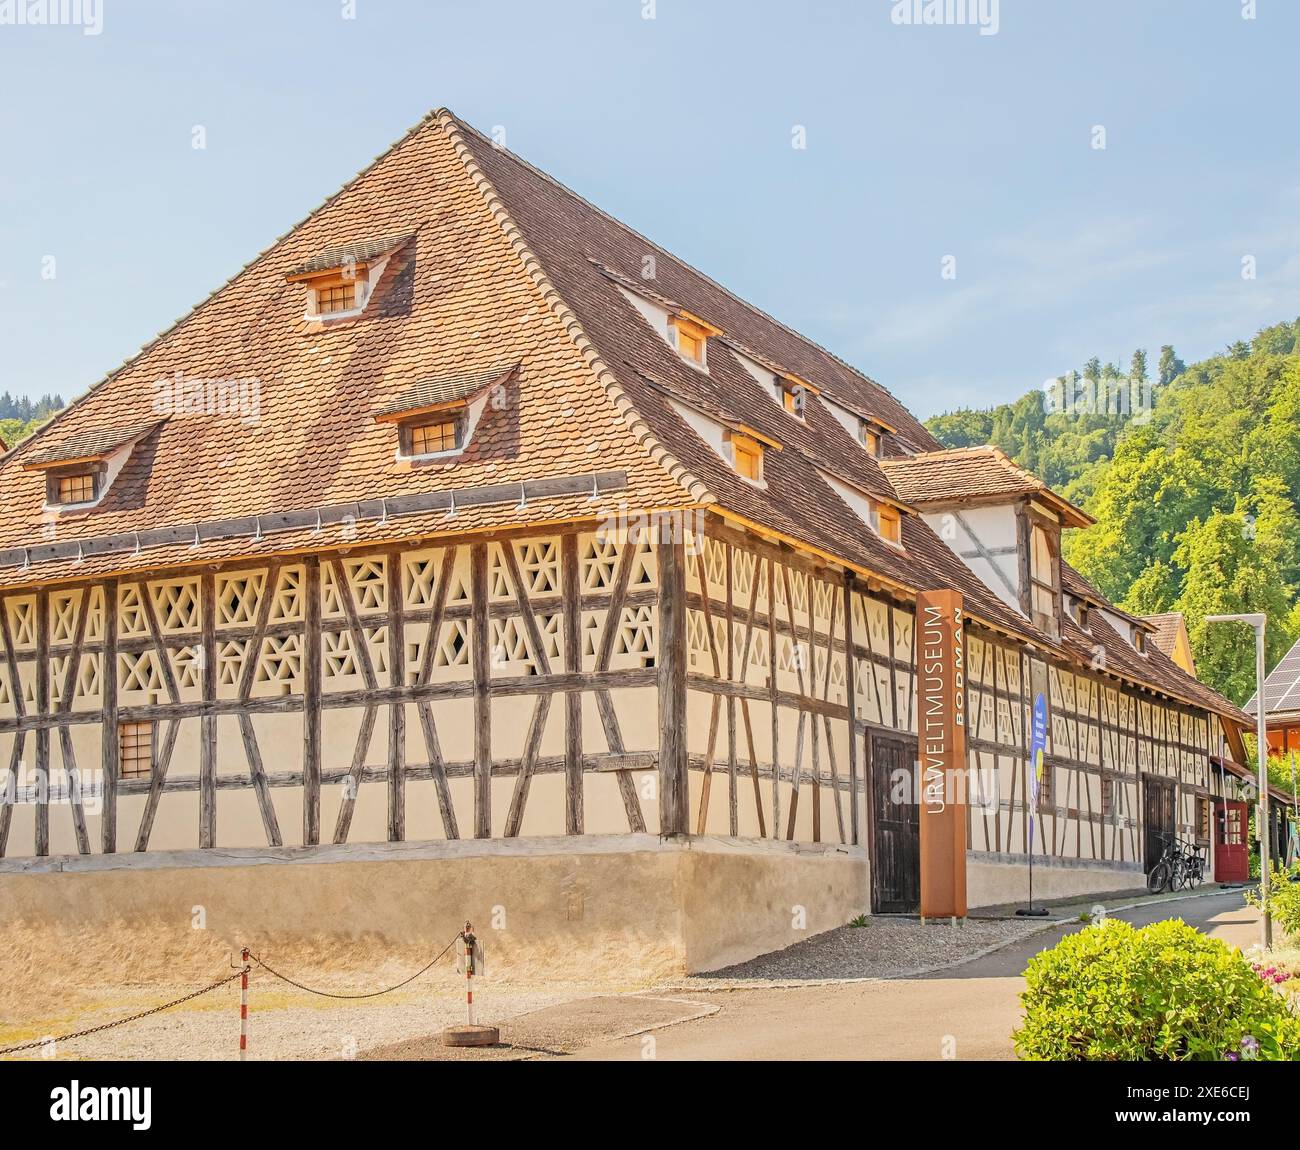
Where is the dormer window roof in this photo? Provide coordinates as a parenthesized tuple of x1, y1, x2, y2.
(23, 420, 164, 512)
(374, 362, 517, 461)
(287, 233, 412, 322)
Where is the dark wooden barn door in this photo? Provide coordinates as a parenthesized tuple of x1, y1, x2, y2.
(870, 734, 920, 913)
(1142, 776, 1175, 872)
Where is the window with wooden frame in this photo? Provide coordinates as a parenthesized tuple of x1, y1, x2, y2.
(46, 465, 102, 507)
(400, 412, 465, 458)
(1132, 627, 1147, 655)
(1028, 522, 1058, 619)
(860, 421, 884, 458)
(1101, 776, 1114, 819)
(118, 721, 154, 780)
(315, 281, 357, 315)
(1196, 795, 1211, 843)
(780, 383, 806, 418)
(668, 314, 718, 367)
(877, 502, 902, 545)
(728, 433, 764, 483)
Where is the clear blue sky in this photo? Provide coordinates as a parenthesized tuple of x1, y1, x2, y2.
(2, 0, 1296, 419)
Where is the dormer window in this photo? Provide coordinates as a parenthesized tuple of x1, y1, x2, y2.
(374, 362, 519, 463)
(727, 432, 764, 483)
(860, 420, 886, 458)
(774, 374, 819, 421)
(23, 421, 164, 513)
(1133, 627, 1147, 655)
(1077, 601, 1090, 630)
(877, 502, 902, 545)
(667, 312, 722, 370)
(287, 234, 411, 323)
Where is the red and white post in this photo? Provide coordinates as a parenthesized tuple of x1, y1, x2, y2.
(440, 919, 497, 1047)
(463, 922, 476, 1026)
(239, 946, 250, 1062)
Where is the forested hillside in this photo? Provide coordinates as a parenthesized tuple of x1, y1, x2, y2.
(925, 320, 1300, 707)
(0, 392, 63, 449)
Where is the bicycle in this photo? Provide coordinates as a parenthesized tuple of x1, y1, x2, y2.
(1146, 832, 1194, 894)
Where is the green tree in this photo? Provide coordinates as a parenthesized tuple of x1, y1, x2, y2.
(1157, 345, 1184, 386)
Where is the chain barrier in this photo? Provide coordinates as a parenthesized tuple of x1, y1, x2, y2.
(0, 966, 248, 1057)
(246, 935, 461, 1000)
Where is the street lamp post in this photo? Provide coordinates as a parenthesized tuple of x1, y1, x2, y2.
(1204, 613, 1272, 948)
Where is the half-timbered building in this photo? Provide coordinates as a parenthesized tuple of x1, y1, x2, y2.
(0, 111, 1257, 971)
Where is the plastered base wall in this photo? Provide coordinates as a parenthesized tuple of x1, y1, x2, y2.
(0, 836, 869, 979)
(967, 851, 1145, 908)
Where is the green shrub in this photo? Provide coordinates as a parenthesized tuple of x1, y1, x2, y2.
(1013, 918, 1297, 1060)
(1246, 867, 1300, 939)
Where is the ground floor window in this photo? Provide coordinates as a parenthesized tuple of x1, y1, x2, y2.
(119, 721, 154, 779)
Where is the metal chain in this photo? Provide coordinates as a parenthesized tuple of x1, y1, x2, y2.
(0, 967, 248, 1057)
(247, 936, 460, 1000)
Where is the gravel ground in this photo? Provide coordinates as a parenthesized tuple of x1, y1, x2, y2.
(0, 971, 606, 1061)
(685, 916, 1050, 986)
(0, 913, 1056, 1060)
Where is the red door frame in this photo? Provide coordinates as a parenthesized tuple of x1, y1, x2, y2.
(1214, 798, 1249, 883)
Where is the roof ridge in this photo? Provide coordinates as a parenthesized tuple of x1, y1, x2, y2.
(447, 116, 922, 433)
(12, 109, 446, 463)
(436, 110, 713, 508)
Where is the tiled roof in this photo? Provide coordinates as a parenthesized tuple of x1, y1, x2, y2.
(1142, 612, 1186, 659)
(287, 233, 414, 278)
(881, 446, 1041, 503)
(880, 445, 1092, 527)
(0, 108, 1244, 727)
(21, 421, 164, 469)
(374, 363, 519, 419)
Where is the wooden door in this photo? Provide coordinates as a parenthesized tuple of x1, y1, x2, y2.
(1214, 799, 1249, 883)
(870, 734, 920, 914)
(1143, 776, 1175, 872)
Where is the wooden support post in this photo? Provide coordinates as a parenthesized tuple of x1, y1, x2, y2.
(561, 534, 583, 835)
(34, 591, 49, 857)
(199, 572, 217, 848)
(844, 572, 860, 847)
(302, 555, 322, 846)
(101, 579, 119, 853)
(471, 543, 491, 839)
(657, 538, 688, 836)
(386, 550, 406, 843)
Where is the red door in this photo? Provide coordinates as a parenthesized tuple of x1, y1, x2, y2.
(1214, 800, 1248, 883)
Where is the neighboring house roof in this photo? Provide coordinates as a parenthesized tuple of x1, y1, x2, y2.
(0, 108, 1245, 729)
(1142, 612, 1190, 662)
(1246, 635, 1300, 719)
(880, 446, 1094, 529)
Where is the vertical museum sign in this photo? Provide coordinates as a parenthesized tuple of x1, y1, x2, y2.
(917, 588, 968, 919)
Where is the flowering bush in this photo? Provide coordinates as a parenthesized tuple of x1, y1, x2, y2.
(1014, 918, 1299, 1060)
(1246, 866, 1300, 939)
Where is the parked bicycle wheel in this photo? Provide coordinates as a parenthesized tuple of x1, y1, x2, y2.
(1146, 860, 1170, 894)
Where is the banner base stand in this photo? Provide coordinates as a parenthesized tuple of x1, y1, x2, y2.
(1014, 907, 1050, 917)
